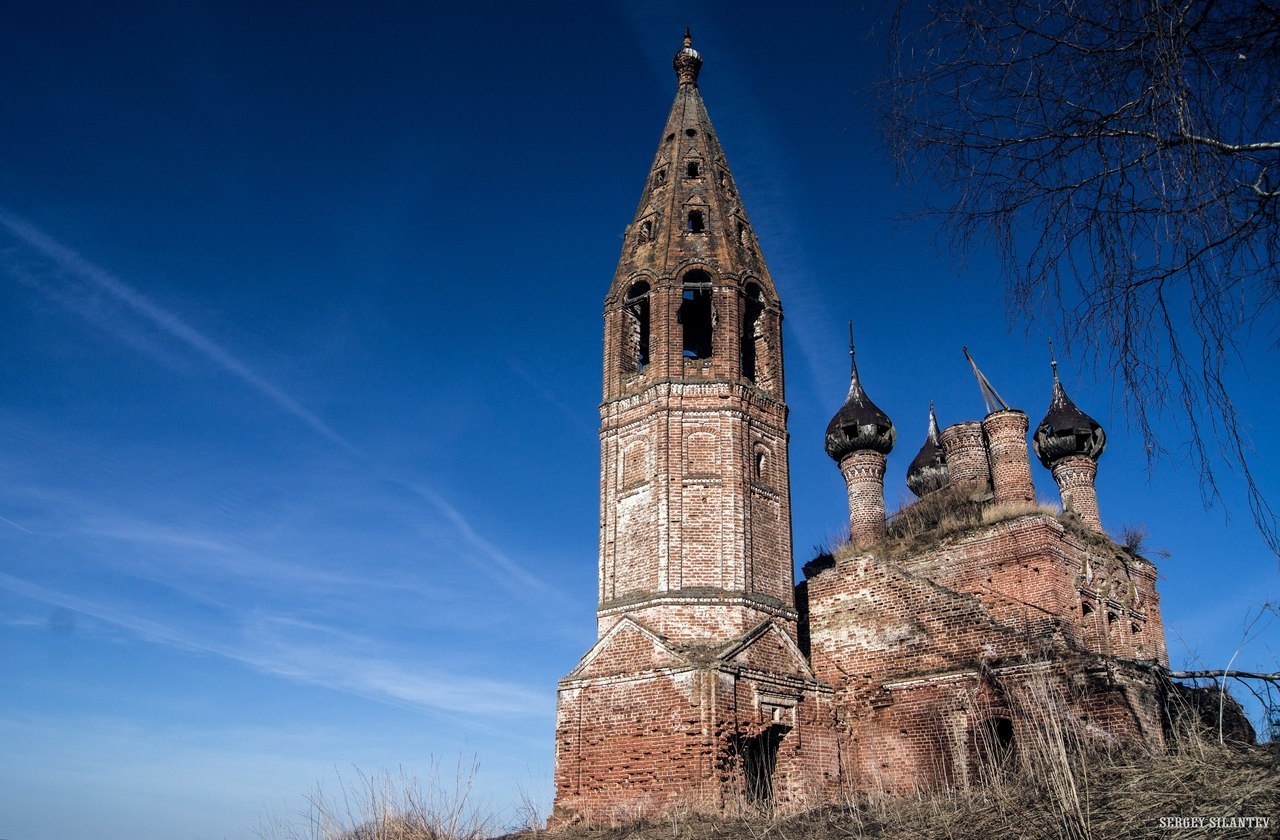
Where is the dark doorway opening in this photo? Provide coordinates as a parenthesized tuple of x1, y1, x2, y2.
(975, 716, 1016, 779)
(733, 724, 788, 805)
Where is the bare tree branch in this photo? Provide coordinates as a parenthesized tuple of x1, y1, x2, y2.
(883, 0, 1280, 557)
(1170, 670, 1280, 684)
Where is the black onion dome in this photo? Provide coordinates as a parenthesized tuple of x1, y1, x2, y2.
(1033, 361, 1106, 468)
(906, 402, 949, 497)
(825, 340, 895, 461)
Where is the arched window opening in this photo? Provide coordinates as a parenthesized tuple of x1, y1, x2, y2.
(680, 270, 713, 359)
(687, 209, 705, 233)
(622, 281, 650, 373)
(1081, 601, 1094, 616)
(686, 161, 700, 178)
(742, 283, 765, 383)
(685, 128, 697, 137)
(754, 444, 769, 481)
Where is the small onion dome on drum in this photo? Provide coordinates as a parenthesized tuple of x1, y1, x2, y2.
(1033, 359, 1106, 469)
(825, 332, 895, 461)
(673, 27, 703, 85)
(907, 402, 949, 497)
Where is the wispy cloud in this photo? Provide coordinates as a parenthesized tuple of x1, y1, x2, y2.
(508, 359, 595, 435)
(0, 210, 565, 609)
(0, 571, 546, 719)
(0, 209, 356, 452)
(0, 515, 33, 534)
(408, 484, 569, 605)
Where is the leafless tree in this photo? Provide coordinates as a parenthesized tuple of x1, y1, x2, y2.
(883, 0, 1280, 556)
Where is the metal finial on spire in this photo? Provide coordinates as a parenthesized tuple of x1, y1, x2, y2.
(848, 320, 856, 368)
(1048, 339, 1060, 382)
(962, 346, 1010, 415)
(927, 400, 940, 441)
(673, 28, 703, 86)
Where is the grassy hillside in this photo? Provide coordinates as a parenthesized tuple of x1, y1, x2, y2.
(262, 728, 1277, 840)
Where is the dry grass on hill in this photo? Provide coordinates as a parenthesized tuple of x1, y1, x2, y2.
(534, 737, 1279, 840)
(263, 725, 1278, 840)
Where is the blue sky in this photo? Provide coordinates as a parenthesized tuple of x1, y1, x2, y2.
(1, 3, 1276, 839)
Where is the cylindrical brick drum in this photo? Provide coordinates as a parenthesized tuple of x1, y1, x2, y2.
(839, 449, 887, 548)
(1052, 454, 1102, 532)
(982, 409, 1034, 504)
(938, 421, 991, 496)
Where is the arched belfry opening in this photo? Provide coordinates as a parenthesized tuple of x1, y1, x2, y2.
(622, 280, 651, 373)
(742, 282, 765, 383)
(680, 270, 714, 359)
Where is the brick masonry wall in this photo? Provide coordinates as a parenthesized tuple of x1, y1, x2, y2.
(554, 649, 839, 823)
(982, 410, 1034, 504)
(597, 378, 797, 642)
(806, 513, 1170, 793)
(838, 450, 887, 548)
(938, 421, 991, 496)
(1051, 455, 1102, 532)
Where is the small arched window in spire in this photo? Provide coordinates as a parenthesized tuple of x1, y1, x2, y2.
(680, 270, 713, 359)
(622, 281, 651, 373)
(686, 161, 700, 178)
(687, 209, 705, 233)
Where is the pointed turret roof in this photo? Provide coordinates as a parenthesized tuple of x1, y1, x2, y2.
(907, 402, 949, 497)
(1033, 355, 1106, 468)
(825, 323, 895, 461)
(609, 31, 772, 298)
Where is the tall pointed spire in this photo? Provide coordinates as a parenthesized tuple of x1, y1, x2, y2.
(606, 32, 770, 296)
(597, 28, 795, 630)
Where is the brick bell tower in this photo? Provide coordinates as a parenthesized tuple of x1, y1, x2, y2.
(553, 32, 837, 824)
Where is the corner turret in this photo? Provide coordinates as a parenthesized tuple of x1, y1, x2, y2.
(906, 403, 949, 498)
(1033, 355, 1106, 531)
(826, 324, 894, 547)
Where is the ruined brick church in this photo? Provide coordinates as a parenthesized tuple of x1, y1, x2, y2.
(552, 33, 1170, 823)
